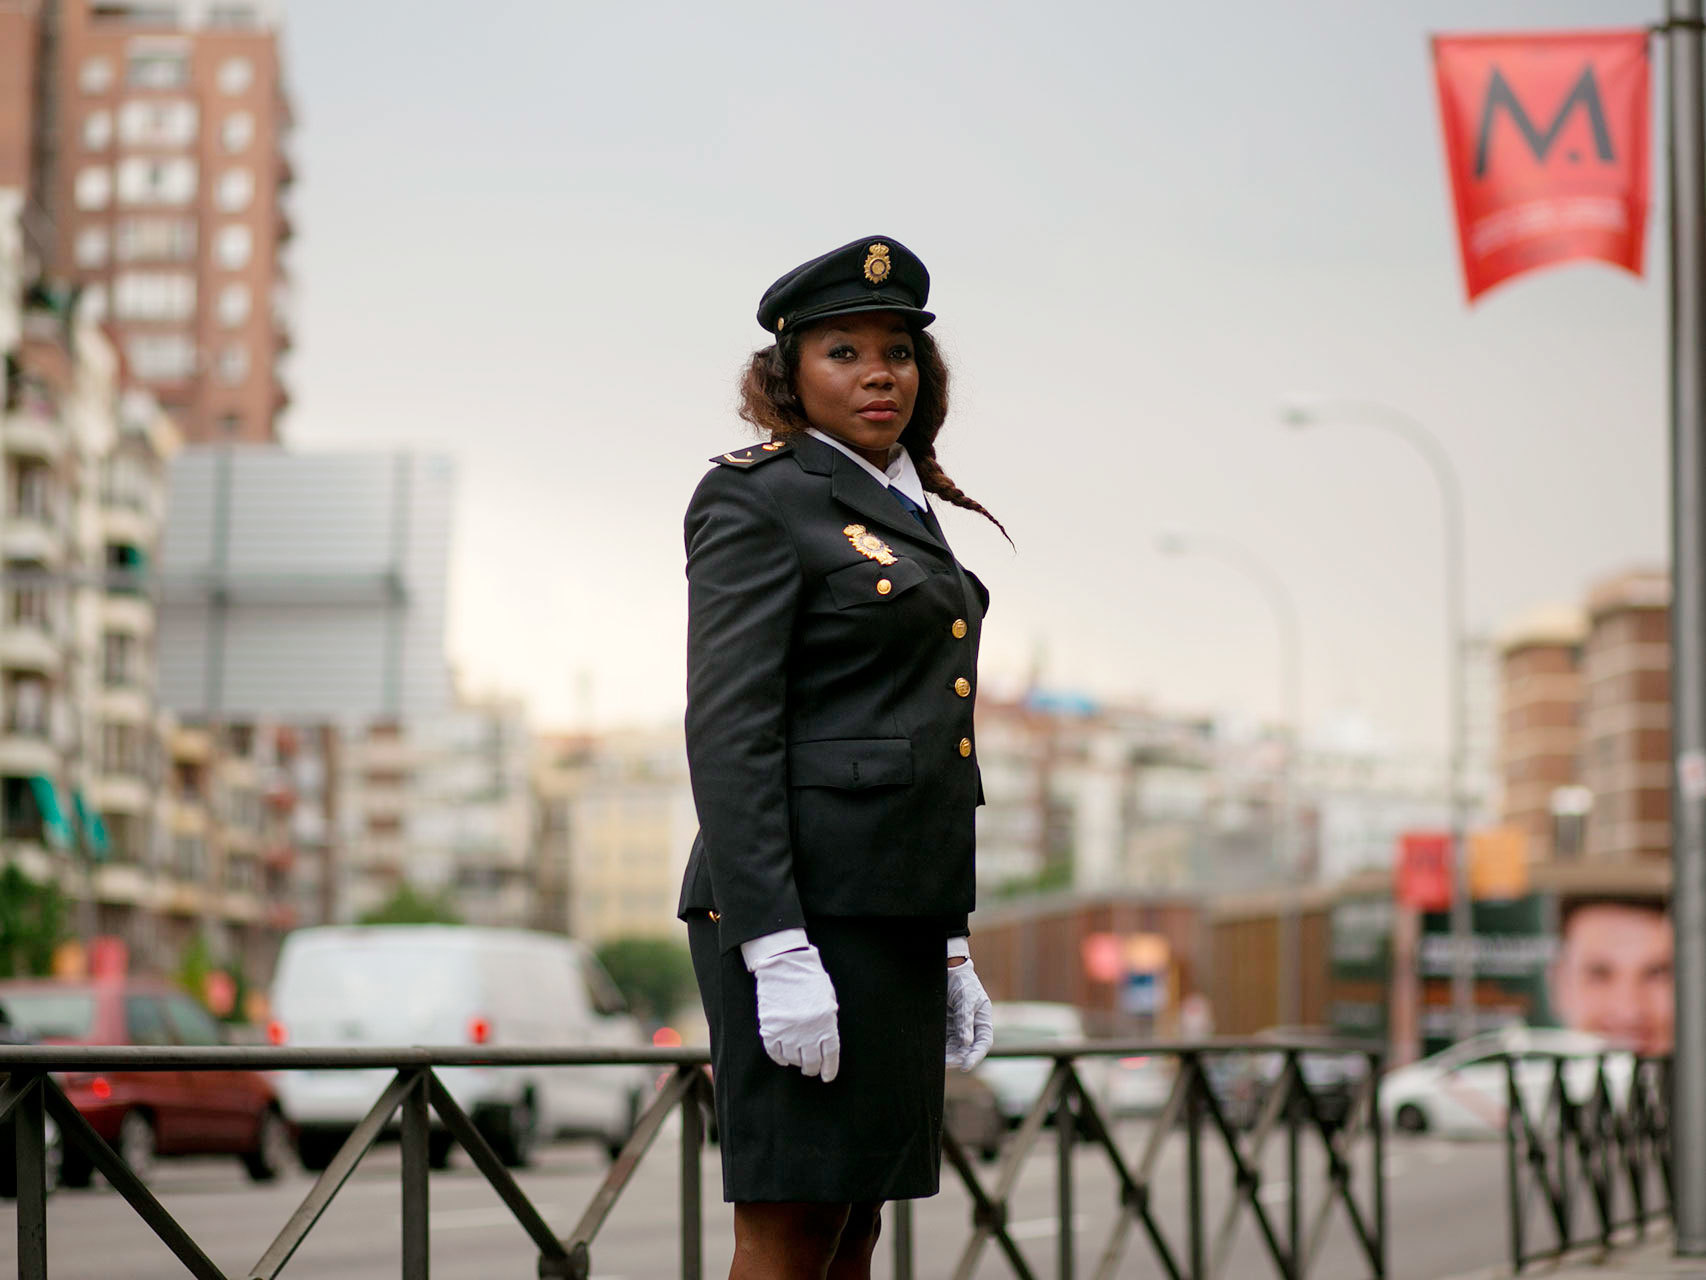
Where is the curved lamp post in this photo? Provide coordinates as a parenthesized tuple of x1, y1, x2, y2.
(1278, 395, 1474, 1045)
(1157, 531, 1305, 1026)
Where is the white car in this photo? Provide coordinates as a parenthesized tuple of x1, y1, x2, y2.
(977, 1002, 1110, 1127)
(270, 925, 653, 1170)
(1379, 1026, 1631, 1140)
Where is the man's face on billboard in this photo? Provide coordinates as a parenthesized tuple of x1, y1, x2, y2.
(1550, 903, 1673, 1056)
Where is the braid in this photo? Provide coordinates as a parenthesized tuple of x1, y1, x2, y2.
(911, 447, 1013, 547)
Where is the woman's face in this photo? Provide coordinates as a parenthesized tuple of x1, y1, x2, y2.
(793, 312, 919, 456)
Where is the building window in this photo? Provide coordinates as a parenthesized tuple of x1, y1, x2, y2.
(216, 282, 250, 328)
(74, 167, 112, 211)
(6, 581, 49, 630)
(80, 58, 114, 94)
(221, 111, 254, 153)
(125, 333, 197, 381)
(80, 284, 109, 323)
(117, 99, 198, 147)
(116, 156, 197, 206)
(7, 677, 48, 738)
(102, 453, 151, 514)
(115, 216, 196, 262)
(215, 168, 253, 212)
(126, 50, 190, 91)
(103, 631, 140, 688)
(217, 57, 254, 96)
(10, 460, 52, 522)
(172, 834, 205, 879)
(113, 271, 195, 321)
(74, 226, 110, 269)
(214, 224, 252, 269)
(217, 343, 249, 384)
(82, 111, 113, 150)
(106, 543, 147, 594)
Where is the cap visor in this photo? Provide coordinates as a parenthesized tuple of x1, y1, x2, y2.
(786, 300, 935, 331)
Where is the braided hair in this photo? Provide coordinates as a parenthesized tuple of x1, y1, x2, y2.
(737, 325, 1011, 545)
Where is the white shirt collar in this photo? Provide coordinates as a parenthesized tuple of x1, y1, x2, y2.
(805, 428, 929, 509)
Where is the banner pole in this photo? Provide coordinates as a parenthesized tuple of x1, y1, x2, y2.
(1667, 0, 1706, 1257)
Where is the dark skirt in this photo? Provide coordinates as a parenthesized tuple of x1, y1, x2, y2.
(687, 913, 948, 1204)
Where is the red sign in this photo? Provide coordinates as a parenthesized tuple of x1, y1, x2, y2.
(1396, 831, 1454, 912)
(1433, 30, 1650, 301)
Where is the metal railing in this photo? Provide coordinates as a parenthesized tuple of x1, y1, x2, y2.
(1503, 1051, 1673, 1273)
(0, 1038, 1385, 1279)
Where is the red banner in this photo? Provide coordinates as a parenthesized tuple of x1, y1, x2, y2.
(1396, 830, 1453, 912)
(1433, 30, 1650, 302)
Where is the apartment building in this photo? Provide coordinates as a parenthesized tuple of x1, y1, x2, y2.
(532, 728, 696, 946)
(1497, 569, 1671, 865)
(42, 0, 294, 443)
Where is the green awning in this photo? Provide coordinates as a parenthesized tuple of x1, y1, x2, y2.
(72, 791, 110, 862)
(28, 777, 72, 851)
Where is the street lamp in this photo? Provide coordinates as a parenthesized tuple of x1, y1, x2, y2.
(1277, 394, 1475, 1045)
(1157, 531, 1305, 1025)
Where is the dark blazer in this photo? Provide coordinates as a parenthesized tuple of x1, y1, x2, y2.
(677, 432, 988, 953)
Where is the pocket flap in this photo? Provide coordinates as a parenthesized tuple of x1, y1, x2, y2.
(789, 738, 914, 789)
(824, 556, 928, 610)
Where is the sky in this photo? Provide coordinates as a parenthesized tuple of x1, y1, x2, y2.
(278, 0, 1670, 749)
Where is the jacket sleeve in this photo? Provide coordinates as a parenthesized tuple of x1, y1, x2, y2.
(684, 466, 807, 952)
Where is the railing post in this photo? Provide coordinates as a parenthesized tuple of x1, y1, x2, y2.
(1186, 1053, 1205, 1280)
(892, 1197, 914, 1280)
(1506, 1055, 1524, 1274)
(1286, 1053, 1301, 1280)
(400, 1068, 430, 1280)
(1372, 1051, 1388, 1278)
(1057, 1063, 1076, 1280)
(681, 1069, 703, 1280)
(15, 1074, 46, 1280)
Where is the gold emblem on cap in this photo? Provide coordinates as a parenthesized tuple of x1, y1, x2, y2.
(843, 524, 897, 566)
(863, 243, 892, 285)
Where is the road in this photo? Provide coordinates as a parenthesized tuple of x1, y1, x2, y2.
(0, 1120, 1519, 1279)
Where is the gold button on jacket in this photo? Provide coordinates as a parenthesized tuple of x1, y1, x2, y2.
(954, 677, 971, 697)
(951, 618, 967, 639)
(876, 578, 892, 595)
(958, 737, 972, 757)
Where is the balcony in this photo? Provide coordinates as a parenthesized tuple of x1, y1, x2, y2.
(2, 411, 67, 461)
(218, 888, 262, 923)
(97, 686, 151, 724)
(0, 627, 61, 674)
(90, 774, 151, 815)
(101, 592, 155, 636)
(92, 863, 147, 905)
(100, 505, 154, 551)
(261, 842, 294, 872)
(4, 516, 64, 567)
(0, 735, 58, 777)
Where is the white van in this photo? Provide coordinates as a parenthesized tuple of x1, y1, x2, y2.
(270, 925, 653, 1169)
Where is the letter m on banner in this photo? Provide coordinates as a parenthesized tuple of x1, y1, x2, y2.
(1433, 30, 1650, 302)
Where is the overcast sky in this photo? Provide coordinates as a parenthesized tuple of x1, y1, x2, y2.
(279, 0, 1668, 749)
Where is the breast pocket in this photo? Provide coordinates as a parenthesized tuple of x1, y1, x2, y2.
(821, 557, 929, 610)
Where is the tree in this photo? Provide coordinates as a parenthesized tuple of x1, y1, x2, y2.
(357, 883, 464, 926)
(0, 865, 66, 978)
(595, 935, 696, 1022)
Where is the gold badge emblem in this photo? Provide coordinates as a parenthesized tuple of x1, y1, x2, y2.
(844, 524, 897, 566)
(762, 441, 784, 451)
(863, 243, 891, 285)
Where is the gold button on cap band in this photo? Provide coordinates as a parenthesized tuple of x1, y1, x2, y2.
(958, 738, 972, 757)
(952, 619, 968, 638)
(954, 677, 971, 697)
(876, 578, 892, 595)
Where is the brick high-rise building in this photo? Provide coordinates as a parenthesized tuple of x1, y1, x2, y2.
(1581, 569, 1671, 861)
(1497, 606, 1586, 862)
(44, 0, 294, 444)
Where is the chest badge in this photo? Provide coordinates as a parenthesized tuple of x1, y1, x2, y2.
(843, 524, 898, 566)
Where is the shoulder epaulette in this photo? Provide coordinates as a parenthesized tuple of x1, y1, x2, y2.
(710, 440, 791, 469)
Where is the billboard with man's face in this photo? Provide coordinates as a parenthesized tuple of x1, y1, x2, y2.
(1548, 896, 1673, 1056)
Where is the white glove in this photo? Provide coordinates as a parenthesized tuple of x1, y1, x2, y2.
(946, 957, 995, 1071)
(751, 944, 841, 1082)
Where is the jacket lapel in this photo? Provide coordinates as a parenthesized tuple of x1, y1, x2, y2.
(790, 434, 949, 555)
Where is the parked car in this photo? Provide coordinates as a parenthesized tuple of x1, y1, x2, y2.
(1215, 1028, 1372, 1133)
(270, 925, 653, 1170)
(1379, 1026, 1631, 1140)
(0, 1012, 62, 1198)
(976, 1002, 1110, 1131)
(944, 1069, 1006, 1163)
(1106, 1053, 1178, 1118)
(0, 977, 294, 1187)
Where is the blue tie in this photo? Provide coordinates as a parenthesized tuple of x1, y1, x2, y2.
(892, 489, 929, 525)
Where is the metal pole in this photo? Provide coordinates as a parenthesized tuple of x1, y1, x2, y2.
(1668, 0, 1706, 1256)
(1280, 400, 1473, 1042)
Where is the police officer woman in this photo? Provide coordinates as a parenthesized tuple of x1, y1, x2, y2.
(678, 236, 1002, 1279)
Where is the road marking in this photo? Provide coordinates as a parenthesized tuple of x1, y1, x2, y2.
(1006, 1214, 1090, 1240)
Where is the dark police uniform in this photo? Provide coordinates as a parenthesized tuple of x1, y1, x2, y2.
(677, 237, 988, 1203)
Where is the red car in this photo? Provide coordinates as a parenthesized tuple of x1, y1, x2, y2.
(0, 977, 294, 1185)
